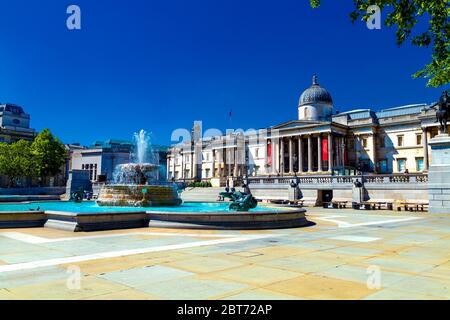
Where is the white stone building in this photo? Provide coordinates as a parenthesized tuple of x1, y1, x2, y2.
(167, 75, 441, 187)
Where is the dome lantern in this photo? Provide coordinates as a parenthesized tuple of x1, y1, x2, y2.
(298, 75, 333, 121)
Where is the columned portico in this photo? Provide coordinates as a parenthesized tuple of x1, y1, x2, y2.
(298, 137, 303, 173)
(317, 134, 322, 172)
(280, 139, 285, 175)
(328, 133, 333, 173)
(307, 135, 313, 172)
(289, 138, 294, 174)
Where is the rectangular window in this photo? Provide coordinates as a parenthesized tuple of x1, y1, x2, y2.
(255, 148, 259, 158)
(397, 158, 406, 172)
(377, 159, 388, 173)
(416, 134, 422, 146)
(205, 169, 210, 178)
(397, 135, 404, 147)
(362, 137, 368, 148)
(416, 157, 424, 171)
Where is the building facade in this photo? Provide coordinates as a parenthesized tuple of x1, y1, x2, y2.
(167, 75, 441, 185)
(0, 103, 36, 143)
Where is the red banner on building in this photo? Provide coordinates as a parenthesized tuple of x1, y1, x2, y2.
(322, 138, 328, 161)
(267, 141, 272, 165)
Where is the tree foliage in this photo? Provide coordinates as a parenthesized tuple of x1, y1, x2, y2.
(31, 128, 67, 178)
(0, 140, 37, 187)
(0, 129, 67, 187)
(310, 0, 449, 88)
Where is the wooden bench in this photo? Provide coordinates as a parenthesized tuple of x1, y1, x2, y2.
(396, 200, 429, 212)
(323, 199, 349, 209)
(362, 199, 394, 210)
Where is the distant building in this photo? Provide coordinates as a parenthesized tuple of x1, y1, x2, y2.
(0, 103, 36, 142)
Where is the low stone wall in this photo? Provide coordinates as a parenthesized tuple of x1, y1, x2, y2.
(249, 183, 429, 204)
(0, 187, 66, 196)
(0, 211, 46, 228)
(0, 206, 309, 232)
(148, 208, 309, 230)
(44, 210, 150, 232)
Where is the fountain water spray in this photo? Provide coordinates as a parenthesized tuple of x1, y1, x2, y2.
(97, 129, 182, 207)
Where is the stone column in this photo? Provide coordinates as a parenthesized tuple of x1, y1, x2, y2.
(280, 139, 285, 174)
(328, 133, 333, 173)
(308, 135, 313, 172)
(272, 140, 277, 174)
(423, 127, 429, 170)
(233, 147, 238, 177)
(318, 134, 322, 172)
(369, 134, 376, 172)
(298, 136, 303, 173)
(192, 150, 197, 180)
(181, 153, 185, 179)
(289, 137, 294, 174)
(264, 140, 268, 174)
(218, 150, 222, 177)
(166, 157, 170, 180)
(355, 135, 361, 169)
(212, 149, 216, 177)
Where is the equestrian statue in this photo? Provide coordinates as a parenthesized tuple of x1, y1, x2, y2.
(428, 91, 450, 134)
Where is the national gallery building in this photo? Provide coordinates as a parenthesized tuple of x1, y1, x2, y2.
(167, 75, 440, 186)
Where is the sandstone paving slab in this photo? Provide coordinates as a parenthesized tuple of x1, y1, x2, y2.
(363, 288, 445, 300)
(388, 275, 450, 298)
(0, 288, 21, 300)
(324, 246, 382, 257)
(83, 288, 159, 300)
(363, 256, 437, 274)
(0, 266, 69, 289)
(282, 241, 337, 251)
(163, 256, 245, 274)
(422, 264, 450, 280)
(0, 249, 72, 264)
(263, 274, 375, 300)
(211, 265, 302, 286)
(135, 276, 248, 300)
(259, 256, 344, 274)
(7, 275, 131, 300)
(99, 265, 194, 288)
(314, 263, 411, 288)
(222, 288, 301, 300)
(60, 254, 182, 276)
(0, 239, 44, 255)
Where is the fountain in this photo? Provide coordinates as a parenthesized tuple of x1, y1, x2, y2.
(96, 130, 182, 207)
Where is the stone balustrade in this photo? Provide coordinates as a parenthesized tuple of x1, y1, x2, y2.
(247, 173, 428, 187)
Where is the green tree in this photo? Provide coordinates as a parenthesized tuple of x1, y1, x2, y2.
(310, 0, 449, 88)
(31, 128, 67, 184)
(0, 141, 37, 187)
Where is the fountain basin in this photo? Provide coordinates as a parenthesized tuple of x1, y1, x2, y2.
(0, 201, 310, 231)
(148, 208, 309, 230)
(96, 184, 182, 207)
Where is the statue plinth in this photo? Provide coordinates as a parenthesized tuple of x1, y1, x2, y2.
(428, 133, 450, 214)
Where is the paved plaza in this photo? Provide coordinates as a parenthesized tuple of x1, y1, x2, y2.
(0, 208, 449, 300)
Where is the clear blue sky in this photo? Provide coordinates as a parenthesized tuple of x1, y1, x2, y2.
(0, 0, 445, 146)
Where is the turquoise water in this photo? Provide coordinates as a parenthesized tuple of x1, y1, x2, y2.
(0, 201, 274, 213)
